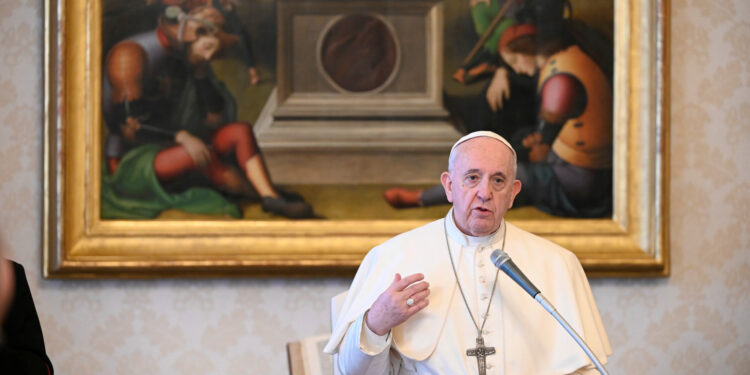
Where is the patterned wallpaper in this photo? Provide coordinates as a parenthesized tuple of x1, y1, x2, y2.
(0, 0, 748, 373)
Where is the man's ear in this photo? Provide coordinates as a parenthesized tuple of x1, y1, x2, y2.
(508, 179, 522, 209)
(440, 171, 454, 203)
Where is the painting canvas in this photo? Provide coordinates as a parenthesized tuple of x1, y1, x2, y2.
(98, 0, 613, 222)
(44, 0, 669, 277)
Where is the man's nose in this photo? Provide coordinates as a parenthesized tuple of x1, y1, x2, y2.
(202, 49, 216, 61)
(476, 178, 493, 200)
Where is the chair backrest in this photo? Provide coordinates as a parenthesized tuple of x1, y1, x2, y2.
(330, 290, 348, 375)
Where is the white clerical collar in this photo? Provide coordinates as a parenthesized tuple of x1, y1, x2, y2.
(445, 208, 506, 248)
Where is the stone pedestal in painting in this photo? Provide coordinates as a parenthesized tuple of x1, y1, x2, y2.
(255, 0, 461, 185)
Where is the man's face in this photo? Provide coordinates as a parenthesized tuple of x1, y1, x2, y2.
(187, 35, 220, 67)
(183, 7, 224, 67)
(440, 137, 522, 236)
(500, 48, 537, 76)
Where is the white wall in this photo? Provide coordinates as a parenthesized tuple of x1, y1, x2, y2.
(0, 0, 748, 373)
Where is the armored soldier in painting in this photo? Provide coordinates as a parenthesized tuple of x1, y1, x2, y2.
(496, 17, 613, 218)
(101, 5, 314, 219)
(385, 0, 613, 218)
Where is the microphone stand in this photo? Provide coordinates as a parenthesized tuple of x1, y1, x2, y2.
(491, 250, 609, 375)
(534, 294, 609, 375)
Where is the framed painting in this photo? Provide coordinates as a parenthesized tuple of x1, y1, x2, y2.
(44, 0, 669, 278)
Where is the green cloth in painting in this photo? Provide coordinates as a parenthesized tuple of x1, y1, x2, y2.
(471, 0, 515, 55)
(101, 144, 241, 219)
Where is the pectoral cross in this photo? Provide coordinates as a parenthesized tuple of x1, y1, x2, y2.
(466, 336, 496, 375)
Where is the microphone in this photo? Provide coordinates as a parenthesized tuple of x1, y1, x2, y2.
(489, 249, 610, 375)
(490, 249, 540, 298)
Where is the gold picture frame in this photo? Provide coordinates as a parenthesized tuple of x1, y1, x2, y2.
(44, 0, 669, 278)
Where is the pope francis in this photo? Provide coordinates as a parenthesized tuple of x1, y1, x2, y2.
(324, 131, 612, 374)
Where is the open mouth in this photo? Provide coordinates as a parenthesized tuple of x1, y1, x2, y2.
(473, 207, 491, 214)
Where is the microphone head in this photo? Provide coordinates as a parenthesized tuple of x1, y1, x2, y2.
(490, 249, 510, 268)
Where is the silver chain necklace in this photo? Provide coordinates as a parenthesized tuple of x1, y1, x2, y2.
(444, 218, 506, 375)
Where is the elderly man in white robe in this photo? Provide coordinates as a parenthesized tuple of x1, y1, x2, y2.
(324, 131, 612, 375)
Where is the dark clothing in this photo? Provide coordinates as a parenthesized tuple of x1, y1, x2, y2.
(445, 70, 538, 139)
(515, 151, 612, 218)
(1, 262, 53, 375)
(216, 0, 258, 69)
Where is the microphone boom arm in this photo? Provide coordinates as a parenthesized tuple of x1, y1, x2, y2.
(535, 294, 609, 375)
(490, 250, 609, 375)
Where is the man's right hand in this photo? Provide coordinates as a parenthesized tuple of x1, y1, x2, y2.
(120, 117, 141, 142)
(365, 273, 430, 336)
(175, 130, 211, 168)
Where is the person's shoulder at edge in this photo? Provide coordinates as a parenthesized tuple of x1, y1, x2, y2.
(1, 260, 55, 375)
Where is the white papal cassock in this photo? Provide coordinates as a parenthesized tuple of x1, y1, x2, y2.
(324, 209, 612, 374)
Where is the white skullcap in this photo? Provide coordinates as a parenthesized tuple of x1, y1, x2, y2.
(450, 131, 516, 158)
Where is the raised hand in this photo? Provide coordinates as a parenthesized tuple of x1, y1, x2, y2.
(365, 273, 430, 336)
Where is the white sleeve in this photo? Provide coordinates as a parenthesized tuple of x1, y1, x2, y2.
(337, 311, 399, 375)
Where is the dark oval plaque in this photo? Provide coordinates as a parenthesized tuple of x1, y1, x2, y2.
(320, 14, 398, 93)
